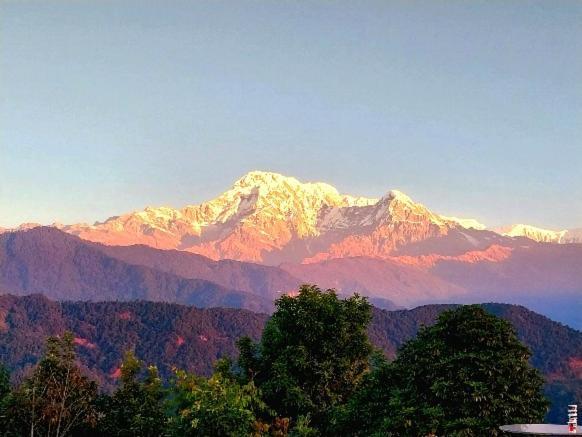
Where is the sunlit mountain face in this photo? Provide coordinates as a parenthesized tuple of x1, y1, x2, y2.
(2, 171, 581, 329)
(51, 171, 579, 262)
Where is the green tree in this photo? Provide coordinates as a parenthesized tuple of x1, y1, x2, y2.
(238, 285, 373, 430)
(0, 363, 8, 400)
(329, 351, 396, 436)
(336, 305, 549, 436)
(166, 362, 270, 437)
(6, 332, 98, 436)
(96, 351, 166, 437)
(0, 363, 11, 431)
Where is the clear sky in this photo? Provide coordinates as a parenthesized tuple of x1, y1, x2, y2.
(1, 0, 581, 229)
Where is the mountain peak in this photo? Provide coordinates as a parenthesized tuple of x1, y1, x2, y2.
(56, 172, 580, 263)
(232, 171, 342, 199)
(386, 189, 413, 203)
(441, 216, 487, 230)
(493, 224, 567, 243)
(60, 176, 455, 262)
(234, 170, 292, 187)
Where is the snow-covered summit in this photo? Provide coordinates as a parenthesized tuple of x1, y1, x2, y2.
(441, 216, 487, 230)
(231, 170, 376, 207)
(493, 224, 567, 243)
(58, 170, 544, 263)
(385, 189, 413, 202)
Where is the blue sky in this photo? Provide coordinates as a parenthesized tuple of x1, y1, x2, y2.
(1, 0, 581, 229)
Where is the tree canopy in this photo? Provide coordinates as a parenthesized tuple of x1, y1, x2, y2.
(5, 332, 98, 437)
(166, 361, 269, 437)
(333, 305, 549, 436)
(0, 363, 10, 431)
(0, 295, 554, 436)
(237, 285, 373, 428)
(96, 351, 166, 437)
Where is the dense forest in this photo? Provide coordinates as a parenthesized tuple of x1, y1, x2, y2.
(0, 292, 580, 428)
(0, 287, 558, 436)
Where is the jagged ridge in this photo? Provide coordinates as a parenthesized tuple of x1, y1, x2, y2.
(60, 171, 487, 264)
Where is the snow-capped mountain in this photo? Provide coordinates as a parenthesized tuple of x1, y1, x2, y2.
(562, 228, 582, 244)
(62, 171, 493, 264)
(64, 172, 376, 262)
(494, 224, 568, 243)
(440, 216, 487, 230)
(59, 171, 580, 264)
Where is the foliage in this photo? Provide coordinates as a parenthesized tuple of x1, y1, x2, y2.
(335, 305, 549, 436)
(289, 415, 319, 436)
(5, 332, 98, 437)
(329, 351, 395, 436)
(0, 363, 10, 431)
(165, 362, 270, 437)
(0, 363, 8, 401)
(96, 351, 166, 436)
(0, 294, 574, 435)
(238, 285, 373, 429)
(0, 294, 577, 424)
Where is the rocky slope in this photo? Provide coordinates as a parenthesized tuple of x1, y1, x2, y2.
(60, 171, 503, 264)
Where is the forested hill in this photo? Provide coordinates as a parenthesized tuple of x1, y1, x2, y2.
(0, 294, 579, 420)
(370, 303, 582, 379)
(1, 295, 579, 381)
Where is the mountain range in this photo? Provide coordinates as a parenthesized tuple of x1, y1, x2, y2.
(53, 171, 581, 261)
(1, 171, 581, 328)
(0, 227, 275, 312)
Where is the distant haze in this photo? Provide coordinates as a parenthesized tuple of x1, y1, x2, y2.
(1, 0, 581, 229)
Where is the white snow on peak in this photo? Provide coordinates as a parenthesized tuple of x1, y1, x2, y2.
(377, 189, 414, 205)
(175, 171, 379, 238)
(387, 189, 412, 201)
(441, 216, 487, 230)
(97, 172, 451, 239)
(61, 170, 579, 248)
(317, 187, 453, 232)
(232, 171, 375, 205)
(234, 171, 303, 190)
(493, 224, 567, 243)
(0, 223, 44, 233)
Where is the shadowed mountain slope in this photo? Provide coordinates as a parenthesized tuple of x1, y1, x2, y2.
(2, 227, 581, 327)
(98, 243, 301, 299)
(0, 227, 272, 312)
